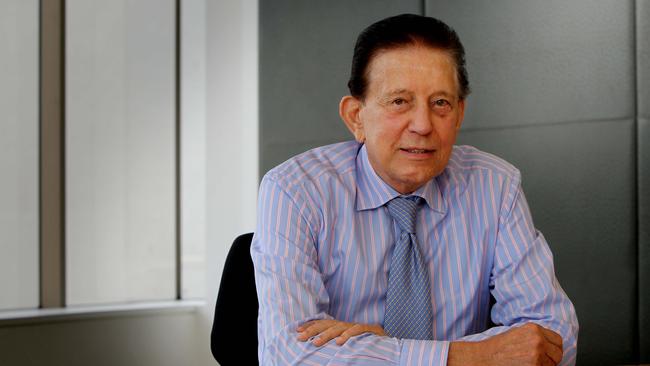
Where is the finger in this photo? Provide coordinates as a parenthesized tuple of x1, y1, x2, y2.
(297, 319, 328, 332)
(539, 327, 563, 348)
(297, 320, 334, 341)
(336, 323, 364, 345)
(336, 324, 387, 345)
(297, 332, 311, 342)
(542, 358, 554, 366)
(542, 353, 558, 366)
(313, 323, 350, 346)
(296, 320, 315, 332)
(544, 339, 563, 365)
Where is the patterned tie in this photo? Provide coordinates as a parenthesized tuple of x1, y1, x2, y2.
(383, 196, 434, 340)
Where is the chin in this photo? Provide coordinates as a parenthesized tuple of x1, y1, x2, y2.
(395, 171, 437, 193)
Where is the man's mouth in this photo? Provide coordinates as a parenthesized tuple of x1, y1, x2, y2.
(401, 148, 434, 154)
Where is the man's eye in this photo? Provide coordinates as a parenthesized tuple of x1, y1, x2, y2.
(392, 98, 407, 105)
(434, 99, 450, 107)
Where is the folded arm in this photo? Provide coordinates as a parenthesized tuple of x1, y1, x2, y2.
(251, 175, 450, 366)
(449, 182, 579, 365)
(252, 174, 578, 365)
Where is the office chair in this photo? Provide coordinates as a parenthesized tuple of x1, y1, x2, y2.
(211, 232, 259, 365)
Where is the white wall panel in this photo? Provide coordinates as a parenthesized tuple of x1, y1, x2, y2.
(66, 0, 176, 305)
(0, 0, 39, 310)
(181, 0, 207, 299)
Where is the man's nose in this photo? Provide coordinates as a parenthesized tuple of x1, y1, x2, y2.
(408, 104, 434, 135)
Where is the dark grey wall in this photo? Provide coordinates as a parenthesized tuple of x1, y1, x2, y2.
(429, 1, 638, 364)
(259, 0, 421, 172)
(260, 0, 647, 364)
(639, 0, 650, 362)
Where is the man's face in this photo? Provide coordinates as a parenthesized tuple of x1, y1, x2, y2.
(342, 45, 465, 194)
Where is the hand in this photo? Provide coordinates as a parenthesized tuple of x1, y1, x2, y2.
(448, 323, 563, 366)
(296, 319, 386, 347)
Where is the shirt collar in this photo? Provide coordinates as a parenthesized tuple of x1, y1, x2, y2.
(354, 144, 446, 214)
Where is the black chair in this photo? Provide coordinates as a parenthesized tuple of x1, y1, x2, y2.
(211, 233, 259, 365)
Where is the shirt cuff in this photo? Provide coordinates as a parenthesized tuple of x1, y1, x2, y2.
(399, 339, 450, 366)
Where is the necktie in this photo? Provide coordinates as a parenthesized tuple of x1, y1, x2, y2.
(383, 196, 433, 340)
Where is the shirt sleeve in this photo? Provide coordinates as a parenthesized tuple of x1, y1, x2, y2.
(251, 175, 450, 366)
(455, 178, 579, 366)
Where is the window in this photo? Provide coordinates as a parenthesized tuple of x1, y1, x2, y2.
(1, 0, 205, 315)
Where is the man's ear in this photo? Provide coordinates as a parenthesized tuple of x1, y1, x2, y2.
(339, 95, 365, 143)
(455, 99, 466, 130)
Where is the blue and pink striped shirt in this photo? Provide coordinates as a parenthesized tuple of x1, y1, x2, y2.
(251, 141, 578, 365)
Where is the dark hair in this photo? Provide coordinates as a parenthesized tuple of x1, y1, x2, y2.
(347, 14, 470, 100)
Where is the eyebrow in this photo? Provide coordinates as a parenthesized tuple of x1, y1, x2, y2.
(380, 89, 457, 100)
(382, 89, 411, 97)
(431, 91, 455, 98)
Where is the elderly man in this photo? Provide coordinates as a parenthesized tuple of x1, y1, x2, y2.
(252, 14, 578, 366)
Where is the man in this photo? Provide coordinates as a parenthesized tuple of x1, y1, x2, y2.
(252, 14, 578, 365)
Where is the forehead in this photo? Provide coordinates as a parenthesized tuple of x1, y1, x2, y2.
(365, 45, 458, 96)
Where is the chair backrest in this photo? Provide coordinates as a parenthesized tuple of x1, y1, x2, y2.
(211, 233, 258, 365)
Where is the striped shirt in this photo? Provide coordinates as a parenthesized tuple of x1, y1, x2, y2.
(251, 141, 578, 365)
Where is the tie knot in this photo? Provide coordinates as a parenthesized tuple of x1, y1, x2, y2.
(386, 196, 421, 233)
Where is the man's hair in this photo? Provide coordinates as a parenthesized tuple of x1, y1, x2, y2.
(347, 14, 470, 100)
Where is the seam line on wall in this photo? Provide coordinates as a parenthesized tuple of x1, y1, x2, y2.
(633, 0, 640, 362)
(175, 0, 182, 301)
(460, 116, 634, 134)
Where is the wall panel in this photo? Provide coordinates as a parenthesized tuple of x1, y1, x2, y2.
(638, 0, 650, 361)
(426, 0, 634, 130)
(427, 0, 639, 362)
(457, 120, 637, 365)
(259, 0, 421, 174)
(66, 0, 176, 305)
(639, 0, 650, 118)
(0, 0, 39, 311)
(640, 119, 650, 362)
